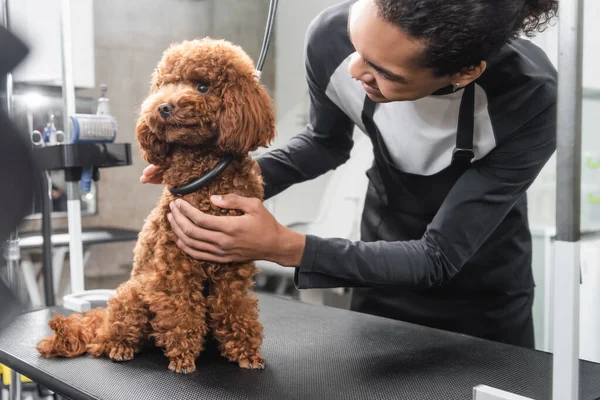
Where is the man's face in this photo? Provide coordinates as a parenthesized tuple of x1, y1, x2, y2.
(347, 0, 453, 102)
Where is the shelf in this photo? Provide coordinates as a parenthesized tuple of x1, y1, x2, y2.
(33, 142, 132, 171)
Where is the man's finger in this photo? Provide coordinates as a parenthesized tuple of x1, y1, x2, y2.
(142, 164, 161, 177)
(175, 239, 233, 264)
(168, 207, 221, 245)
(210, 194, 262, 214)
(169, 204, 199, 239)
(140, 174, 159, 184)
(168, 217, 224, 254)
(174, 199, 227, 231)
(140, 165, 163, 184)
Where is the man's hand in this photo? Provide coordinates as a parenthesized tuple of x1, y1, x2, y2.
(167, 194, 305, 267)
(140, 164, 164, 184)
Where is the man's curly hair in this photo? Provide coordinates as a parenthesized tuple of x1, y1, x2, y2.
(375, 0, 558, 76)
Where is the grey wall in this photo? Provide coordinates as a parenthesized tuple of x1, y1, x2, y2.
(21, 0, 275, 279)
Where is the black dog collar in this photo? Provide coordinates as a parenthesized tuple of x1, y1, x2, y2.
(168, 153, 235, 196)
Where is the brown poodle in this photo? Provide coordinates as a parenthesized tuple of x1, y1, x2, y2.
(36, 37, 276, 373)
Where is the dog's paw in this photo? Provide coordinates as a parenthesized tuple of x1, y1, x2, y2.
(238, 353, 265, 370)
(168, 357, 197, 374)
(108, 344, 136, 362)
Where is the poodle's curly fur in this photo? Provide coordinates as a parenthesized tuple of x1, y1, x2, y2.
(36, 37, 276, 372)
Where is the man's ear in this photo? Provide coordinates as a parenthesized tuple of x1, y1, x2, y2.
(451, 61, 487, 88)
(135, 116, 170, 166)
(216, 77, 276, 155)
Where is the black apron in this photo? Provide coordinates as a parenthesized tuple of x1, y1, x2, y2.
(351, 83, 535, 348)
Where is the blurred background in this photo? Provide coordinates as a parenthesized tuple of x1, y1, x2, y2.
(0, 0, 599, 364)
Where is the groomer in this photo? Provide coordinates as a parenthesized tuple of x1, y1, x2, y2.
(142, 0, 558, 349)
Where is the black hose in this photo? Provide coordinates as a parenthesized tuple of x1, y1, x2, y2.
(39, 170, 55, 307)
(255, 0, 279, 74)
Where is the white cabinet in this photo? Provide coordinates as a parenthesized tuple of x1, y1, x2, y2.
(8, 0, 95, 89)
(531, 228, 600, 363)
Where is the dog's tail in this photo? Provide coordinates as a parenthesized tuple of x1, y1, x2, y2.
(36, 307, 107, 358)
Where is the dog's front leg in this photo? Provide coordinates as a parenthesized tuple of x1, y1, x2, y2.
(87, 279, 151, 362)
(149, 285, 209, 374)
(208, 264, 265, 369)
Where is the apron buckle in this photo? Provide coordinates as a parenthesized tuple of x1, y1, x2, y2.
(451, 148, 475, 166)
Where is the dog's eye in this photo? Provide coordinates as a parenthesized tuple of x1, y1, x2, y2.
(197, 83, 209, 94)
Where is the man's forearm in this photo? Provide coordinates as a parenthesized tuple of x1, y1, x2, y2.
(293, 233, 459, 290)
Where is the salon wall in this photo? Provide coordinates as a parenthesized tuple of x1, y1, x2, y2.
(20, 0, 276, 278)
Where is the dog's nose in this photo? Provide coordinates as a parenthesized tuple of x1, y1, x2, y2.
(158, 103, 174, 118)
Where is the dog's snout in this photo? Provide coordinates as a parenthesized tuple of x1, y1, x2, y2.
(158, 103, 174, 118)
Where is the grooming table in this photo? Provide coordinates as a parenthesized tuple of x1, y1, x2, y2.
(1, 294, 600, 400)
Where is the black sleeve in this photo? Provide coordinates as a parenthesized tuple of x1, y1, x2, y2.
(255, 17, 356, 200)
(294, 102, 557, 289)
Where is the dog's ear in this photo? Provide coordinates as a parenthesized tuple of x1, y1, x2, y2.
(216, 77, 276, 155)
(135, 116, 170, 167)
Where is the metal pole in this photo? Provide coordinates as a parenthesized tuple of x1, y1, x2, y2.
(1, 0, 12, 117)
(553, 0, 585, 397)
(60, 0, 76, 132)
(60, 0, 85, 295)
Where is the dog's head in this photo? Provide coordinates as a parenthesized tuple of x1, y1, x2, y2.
(136, 38, 276, 167)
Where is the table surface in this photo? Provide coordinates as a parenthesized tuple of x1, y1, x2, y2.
(1, 294, 600, 400)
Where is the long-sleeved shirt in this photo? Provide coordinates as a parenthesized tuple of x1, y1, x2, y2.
(255, 0, 557, 344)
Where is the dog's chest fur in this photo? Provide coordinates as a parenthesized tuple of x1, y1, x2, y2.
(133, 147, 264, 293)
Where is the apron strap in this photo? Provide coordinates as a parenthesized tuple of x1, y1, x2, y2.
(361, 81, 476, 171)
(363, 95, 377, 121)
(362, 96, 396, 170)
(451, 82, 475, 169)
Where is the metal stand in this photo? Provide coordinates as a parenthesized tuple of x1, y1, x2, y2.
(32, 141, 132, 312)
(59, 0, 86, 298)
(552, 0, 584, 397)
(28, 0, 129, 315)
(56, 0, 126, 312)
(63, 289, 118, 312)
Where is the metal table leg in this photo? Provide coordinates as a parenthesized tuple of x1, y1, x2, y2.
(8, 370, 21, 400)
